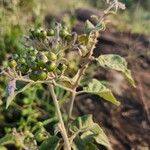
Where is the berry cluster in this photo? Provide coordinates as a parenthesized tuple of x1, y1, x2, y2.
(8, 26, 69, 81)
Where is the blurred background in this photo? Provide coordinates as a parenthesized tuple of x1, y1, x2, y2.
(0, 0, 150, 150)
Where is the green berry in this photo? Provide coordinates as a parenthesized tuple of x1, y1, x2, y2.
(38, 70, 47, 80)
(36, 52, 48, 67)
(29, 61, 38, 70)
(40, 30, 47, 39)
(60, 29, 70, 38)
(34, 28, 41, 38)
(46, 61, 56, 72)
(47, 52, 57, 61)
(13, 54, 19, 60)
(29, 28, 34, 35)
(35, 131, 46, 142)
(29, 70, 47, 81)
(17, 58, 26, 64)
(28, 49, 38, 56)
(28, 47, 34, 51)
(17, 64, 29, 75)
(47, 29, 55, 36)
(29, 70, 38, 81)
(23, 98, 31, 105)
(8, 60, 17, 68)
(57, 63, 67, 71)
(26, 56, 36, 66)
(65, 34, 72, 42)
(37, 122, 43, 128)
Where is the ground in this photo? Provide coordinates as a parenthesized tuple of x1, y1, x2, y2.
(45, 8, 150, 150)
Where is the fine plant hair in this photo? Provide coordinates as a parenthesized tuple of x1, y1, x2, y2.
(0, 1, 135, 150)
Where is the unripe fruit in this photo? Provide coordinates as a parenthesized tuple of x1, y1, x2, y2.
(29, 61, 38, 70)
(35, 28, 41, 38)
(27, 55, 36, 62)
(57, 63, 67, 71)
(13, 54, 19, 60)
(23, 98, 31, 105)
(35, 131, 46, 142)
(60, 29, 70, 38)
(37, 122, 43, 128)
(47, 52, 57, 61)
(40, 30, 47, 39)
(36, 52, 48, 67)
(38, 70, 47, 80)
(65, 34, 72, 42)
(46, 61, 56, 72)
(29, 70, 47, 81)
(29, 28, 34, 35)
(8, 60, 17, 68)
(28, 49, 38, 56)
(18, 58, 26, 64)
(29, 70, 38, 81)
(28, 47, 34, 51)
(47, 29, 55, 36)
(17, 64, 29, 75)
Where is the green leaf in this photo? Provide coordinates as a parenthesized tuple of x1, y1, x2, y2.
(78, 34, 89, 45)
(6, 79, 16, 109)
(72, 136, 98, 150)
(70, 115, 111, 149)
(6, 82, 33, 109)
(95, 21, 106, 32)
(84, 20, 95, 34)
(84, 20, 106, 34)
(72, 136, 86, 150)
(83, 79, 120, 106)
(70, 115, 93, 133)
(0, 134, 15, 146)
(85, 143, 99, 150)
(81, 124, 111, 149)
(39, 136, 60, 150)
(97, 54, 135, 87)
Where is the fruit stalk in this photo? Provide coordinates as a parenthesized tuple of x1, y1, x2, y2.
(49, 84, 71, 150)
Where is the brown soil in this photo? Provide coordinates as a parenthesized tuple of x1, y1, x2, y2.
(45, 8, 150, 150)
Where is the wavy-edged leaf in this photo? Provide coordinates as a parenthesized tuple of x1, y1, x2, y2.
(83, 79, 120, 106)
(97, 54, 135, 87)
(70, 115, 93, 133)
(72, 136, 86, 150)
(70, 115, 111, 149)
(39, 136, 60, 150)
(84, 20, 106, 35)
(6, 79, 16, 109)
(78, 34, 89, 45)
(72, 136, 99, 150)
(6, 81, 33, 109)
(84, 20, 95, 34)
(81, 123, 111, 149)
(85, 143, 99, 150)
(94, 21, 106, 32)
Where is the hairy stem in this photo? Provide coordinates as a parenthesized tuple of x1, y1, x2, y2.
(69, 32, 99, 119)
(69, 91, 76, 119)
(49, 84, 71, 150)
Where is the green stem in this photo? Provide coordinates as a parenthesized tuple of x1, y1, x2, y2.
(43, 117, 58, 126)
(69, 91, 76, 119)
(68, 31, 99, 119)
(49, 84, 71, 150)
